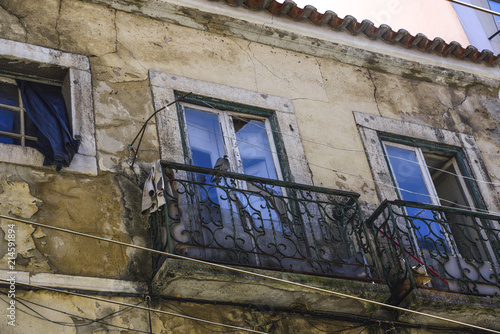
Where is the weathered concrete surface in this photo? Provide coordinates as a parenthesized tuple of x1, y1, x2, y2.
(0, 179, 49, 273)
(153, 258, 392, 320)
(0, 163, 150, 281)
(0, 288, 403, 334)
(398, 288, 500, 331)
(1, 0, 498, 204)
(0, 0, 499, 333)
(0, 290, 147, 334)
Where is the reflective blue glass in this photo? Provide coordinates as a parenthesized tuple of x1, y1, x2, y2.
(386, 145, 448, 252)
(235, 119, 277, 179)
(185, 107, 225, 169)
(0, 82, 20, 144)
(184, 107, 227, 204)
(234, 117, 282, 230)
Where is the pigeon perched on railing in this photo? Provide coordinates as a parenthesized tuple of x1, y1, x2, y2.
(211, 155, 230, 183)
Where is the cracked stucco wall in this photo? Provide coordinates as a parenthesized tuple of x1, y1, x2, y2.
(0, 164, 150, 280)
(0, 289, 401, 334)
(0, 1, 499, 333)
(0, 0, 499, 277)
(0, 179, 50, 272)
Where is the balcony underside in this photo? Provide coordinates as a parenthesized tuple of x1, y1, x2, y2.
(152, 258, 392, 319)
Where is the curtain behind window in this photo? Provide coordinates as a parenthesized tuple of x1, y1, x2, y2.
(17, 80, 80, 171)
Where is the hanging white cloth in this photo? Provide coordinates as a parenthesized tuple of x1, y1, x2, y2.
(141, 160, 166, 214)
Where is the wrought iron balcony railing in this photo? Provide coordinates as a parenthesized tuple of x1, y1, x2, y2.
(366, 200, 500, 297)
(149, 161, 380, 281)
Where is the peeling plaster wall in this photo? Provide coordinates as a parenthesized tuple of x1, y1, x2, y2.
(0, 0, 498, 274)
(0, 290, 402, 334)
(0, 0, 499, 331)
(0, 163, 150, 280)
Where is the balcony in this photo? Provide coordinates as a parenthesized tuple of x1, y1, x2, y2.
(149, 161, 381, 282)
(366, 200, 500, 298)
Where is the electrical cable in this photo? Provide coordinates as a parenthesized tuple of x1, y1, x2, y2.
(158, 295, 493, 333)
(0, 292, 151, 332)
(146, 295, 153, 334)
(163, 106, 500, 216)
(356, 326, 370, 334)
(128, 92, 192, 167)
(2, 2, 498, 333)
(445, 0, 500, 16)
(1, 214, 499, 334)
(156, 300, 242, 333)
(302, 318, 370, 333)
(0, 278, 267, 334)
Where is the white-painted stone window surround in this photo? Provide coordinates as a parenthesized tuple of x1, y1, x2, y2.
(355, 112, 500, 296)
(149, 70, 312, 185)
(0, 269, 147, 295)
(354, 111, 499, 214)
(0, 38, 97, 175)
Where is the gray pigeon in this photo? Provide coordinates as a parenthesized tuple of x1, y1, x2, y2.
(211, 155, 230, 183)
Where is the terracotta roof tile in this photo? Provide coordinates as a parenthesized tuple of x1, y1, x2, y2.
(212, 0, 500, 66)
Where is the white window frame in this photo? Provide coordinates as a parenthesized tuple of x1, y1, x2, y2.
(431, 157, 477, 209)
(381, 140, 484, 256)
(180, 102, 284, 182)
(0, 38, 97, 175)
(382, 141, 442, 205)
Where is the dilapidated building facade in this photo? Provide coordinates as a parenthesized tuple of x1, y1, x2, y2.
(0, 1, 499, 333)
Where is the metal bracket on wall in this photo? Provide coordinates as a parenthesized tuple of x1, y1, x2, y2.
(128, 92, 192, 167)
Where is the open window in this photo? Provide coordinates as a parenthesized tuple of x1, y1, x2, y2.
(182, 103, 282, 180)
(382, 140, 491, 261)
(0, 74, 79, 170)
(0, 38, 96, 174)
(178, 97, 287, 234)
(355, 112, 500, 294)
(150, 72, 369, 275)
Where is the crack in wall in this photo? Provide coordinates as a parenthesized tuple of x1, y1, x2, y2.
(55, 0, 63, 48)
(234, 39, 281, 84)
(367, 69, 381, 116)
(117, 41, 147, 72)
(113, 9, 118, 54)
(290, 97, 329, 103)
(313, 57, 330, 104)
(455, 92, 468, 109)
(233, 39, 259, 92)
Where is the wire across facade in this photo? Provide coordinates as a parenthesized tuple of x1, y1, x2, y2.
(150, 162, 500, 299)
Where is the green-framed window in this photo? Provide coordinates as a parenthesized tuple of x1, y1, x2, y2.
(381, 135, 490, 259)
(175, 93, 289, 183)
